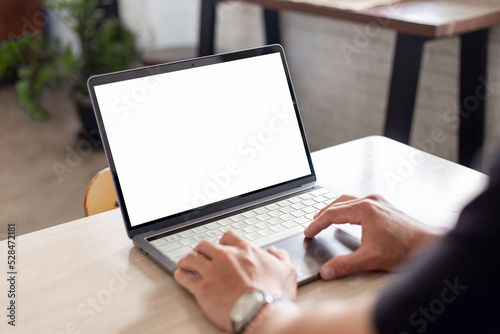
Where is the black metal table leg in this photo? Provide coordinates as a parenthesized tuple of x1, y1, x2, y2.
(459, 29, 489, 168)
(263, 9, 281, 45)
(198, 0, 217, 56)
(384, 33, 428, 144)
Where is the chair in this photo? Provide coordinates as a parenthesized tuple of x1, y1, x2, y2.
(84, 167, 119, 216)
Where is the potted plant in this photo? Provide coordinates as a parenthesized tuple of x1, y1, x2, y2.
(0, 0, 138, 145)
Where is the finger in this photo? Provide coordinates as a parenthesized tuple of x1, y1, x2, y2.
(313, 194, 358, 219)
(319, 249, 369, 280)
(193, 239, 221, 260)
(177, 251, 210, 276)
(219, 230, 247, 247)
(305, 202, 362, 238)
(267, 246, 291, 263)
(174, 268, 201, 294)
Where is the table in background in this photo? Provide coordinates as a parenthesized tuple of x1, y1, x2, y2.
(198, 0, 500, 167)
(0, 136, 487, 333)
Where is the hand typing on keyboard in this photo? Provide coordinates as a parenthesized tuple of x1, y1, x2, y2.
(174, 230, 297, 333)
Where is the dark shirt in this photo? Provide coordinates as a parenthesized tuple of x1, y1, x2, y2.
(375, 154, 500, 333)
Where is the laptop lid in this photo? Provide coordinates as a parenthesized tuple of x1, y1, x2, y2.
(87, 45, 315, 238)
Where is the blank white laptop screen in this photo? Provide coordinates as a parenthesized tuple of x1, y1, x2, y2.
(94, 52, 312, 227)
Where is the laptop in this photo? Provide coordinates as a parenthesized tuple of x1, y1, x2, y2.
(88, 45, 360, 285)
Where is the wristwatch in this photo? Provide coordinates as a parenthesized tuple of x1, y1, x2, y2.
(230, 290, 290, 334)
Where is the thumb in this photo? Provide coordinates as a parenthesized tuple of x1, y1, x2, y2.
(319, 250, 368, 280)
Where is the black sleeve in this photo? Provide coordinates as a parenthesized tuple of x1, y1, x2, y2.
(374, 153, 500, 334)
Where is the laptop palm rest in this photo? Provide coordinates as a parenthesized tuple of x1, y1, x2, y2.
(263, 226, 361, 285)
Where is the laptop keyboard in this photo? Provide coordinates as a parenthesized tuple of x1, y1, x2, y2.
(150, 187, 339, 263)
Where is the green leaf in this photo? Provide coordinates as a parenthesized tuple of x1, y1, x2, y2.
(15, 79, 49, 121)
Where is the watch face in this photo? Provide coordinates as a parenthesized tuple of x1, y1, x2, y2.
(231, 291, 265, 323)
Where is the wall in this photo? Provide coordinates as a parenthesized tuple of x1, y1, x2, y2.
(119, 0, 200, 50)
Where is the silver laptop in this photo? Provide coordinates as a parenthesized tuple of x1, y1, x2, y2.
(88, 45, 359, 285)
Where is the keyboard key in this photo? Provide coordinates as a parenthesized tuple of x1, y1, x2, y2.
(243, 225, 259, 234)
(257, 228, 274, 237)
(313, 203, 325, 210)
(268, 217, 282, 225)
(305, 213, 315, 221)
(253, 225, 304, 247)
(288, 196, 302, 203)
(166, 234, 181, 242)
(242, 210, 258, 218)
(282, 220, 298, 229)
(256, 221, 271, 229)
(302, 199, 316, 206)
(290, 209, 306, 218)
(244, 217, 260, 225)
(245, 232, 260, 241)
(303, 206, 317, 214)
(180, 237, 197, 246)
(264, 203, 280, 211)
(193, 234, 206, 242)
(206, 222, 221, 230)
(279, 206, 294, 214)
(276, 199, 292, 207)
(324, 192, 339, 199)
(313, 195, 327, 203)
(231, 221, 247, 229)
(256, 213, 272, 221)
(206, 230, 221, 238)
(291, 202, 306, 210)
(179, 230, 195, 238)
(278, 213, 294, 222)
(254, 207, 268, 215)
(299, 193, 313, 200)
(270, 224, 286, 233)
(166, 246, 192, 259)
(218, 218, 233, 226)
(268, 210, 281, 217)
(310, 188, 328, 196)
(192, 225, 208, 234)
(294, 216, 310, 225)
(159, 241, 182, 252)
(151, 238, 167, 247)
(230, 214, 246, 222)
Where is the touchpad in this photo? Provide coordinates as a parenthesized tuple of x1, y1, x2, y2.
(264, 226, 360, 285)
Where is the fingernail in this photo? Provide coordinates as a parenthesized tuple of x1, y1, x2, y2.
(321, 267, 335, 280)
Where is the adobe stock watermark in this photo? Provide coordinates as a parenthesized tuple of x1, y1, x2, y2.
(6, 7, 49, 47)
(47, 268, 134, 334)
(103, 66, 166, 134)
(339, 3, 404, 64)
(384, 128, 447, 191)
(385, 72, 500, 190)
(442, 74, 500, 131)
(400, 277, 467, 334)
(179, 104, 296, 221)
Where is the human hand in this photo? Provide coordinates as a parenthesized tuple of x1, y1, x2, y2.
(304, 194, 444, 280)
(174, 230, 297, 332)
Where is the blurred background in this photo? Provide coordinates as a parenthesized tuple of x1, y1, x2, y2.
(1, 0, 500, 240)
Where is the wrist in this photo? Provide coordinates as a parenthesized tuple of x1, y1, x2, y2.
(242, 301, 301, 334)
(230, 290, 296, 334)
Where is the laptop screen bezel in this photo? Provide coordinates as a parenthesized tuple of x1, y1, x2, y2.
(87, 45, 316, 238)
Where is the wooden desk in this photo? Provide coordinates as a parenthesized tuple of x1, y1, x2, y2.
(199, 0, 500, 167)
(0, 136, 487, 333)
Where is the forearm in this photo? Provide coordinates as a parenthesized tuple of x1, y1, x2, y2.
(243, 296, 377, 334)
(410, 225, 448, 259)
